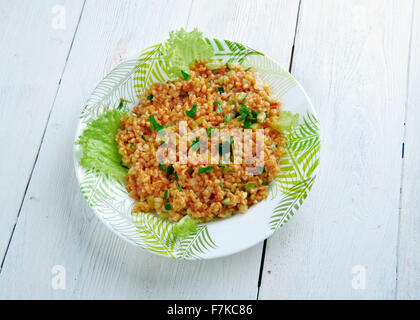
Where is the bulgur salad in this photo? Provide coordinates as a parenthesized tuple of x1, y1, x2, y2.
(76, 29, 299, 235)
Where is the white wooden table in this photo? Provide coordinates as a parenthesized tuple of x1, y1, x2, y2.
(0, 0, 419, 300)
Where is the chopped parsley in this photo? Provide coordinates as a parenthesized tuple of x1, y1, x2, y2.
(147, 115, 165, 135)
(198, 166, 213, 174)
(223, 168, 235, 173)
(163, 190, 169, 200)
(238, 105, 258, 129)
(241, 119, 252, 129)
(218, 183, 223, 188)
(224, 114, 231, 122)
(238, 105, 249, 121)
(117, 98, 130, 110)
(190, 138, 201, 151)
(218, 141, 232, 156)
(214, 100, 223, 113)
(146, 94, 154, 100)
(164, 203, 172, 210)
(185, 103, 197, 118)
(181, 70, 191, 80)
(218, 87, 224, 94)
(177, 184, 182, 191)
(141, 135, 148, 141)
(159, 161, 174, 176)
(206, 127, 215, 137)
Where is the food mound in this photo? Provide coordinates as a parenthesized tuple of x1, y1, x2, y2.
(116, 61, 286, 222)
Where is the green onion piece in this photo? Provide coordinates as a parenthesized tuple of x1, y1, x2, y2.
(224, 114, 231, 122)
(223, 168, 235, 173)
(146, 94, 153, 100)
(218, 87, 224, 94)
(164, 203, 172, 210)
(198, 166, 213, 174)
(218, 183, 223, 188)
(141, 135, 148, 141)
(164, 190, 168, 200)
(177, 184, 182, 191)
(181, 70, 191, 80)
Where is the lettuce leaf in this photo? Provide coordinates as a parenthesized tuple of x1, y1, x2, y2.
(76, 108, 128, 180)
(164, 28, 214, 78)
(172, 215, 199, 237)
(269, 110, 299, 133)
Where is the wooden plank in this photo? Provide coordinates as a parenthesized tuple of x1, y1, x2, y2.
(0, 0, 84, 262)
(397, 1, 420, 300)
(0, 0, 299, 299)
(259, 0, 412, 299)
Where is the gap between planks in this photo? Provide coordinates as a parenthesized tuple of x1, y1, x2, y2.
(395, 0, 416, 299)
(256, 0, 302, 299)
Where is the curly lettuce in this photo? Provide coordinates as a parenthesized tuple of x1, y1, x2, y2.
(164, 28, 215, 78)
(76, 108, 128, 180)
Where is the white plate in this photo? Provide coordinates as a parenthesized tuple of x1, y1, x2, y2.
(74, 39, 320, 260)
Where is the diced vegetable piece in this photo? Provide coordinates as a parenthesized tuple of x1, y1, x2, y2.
(222, 198, 230, 206)
(172, 215, 199, 237)
(257, 112, 266, 123)
(206, 60, 224, 70)
(154, 197, 163, 209)
(269, 111, 299, 132)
